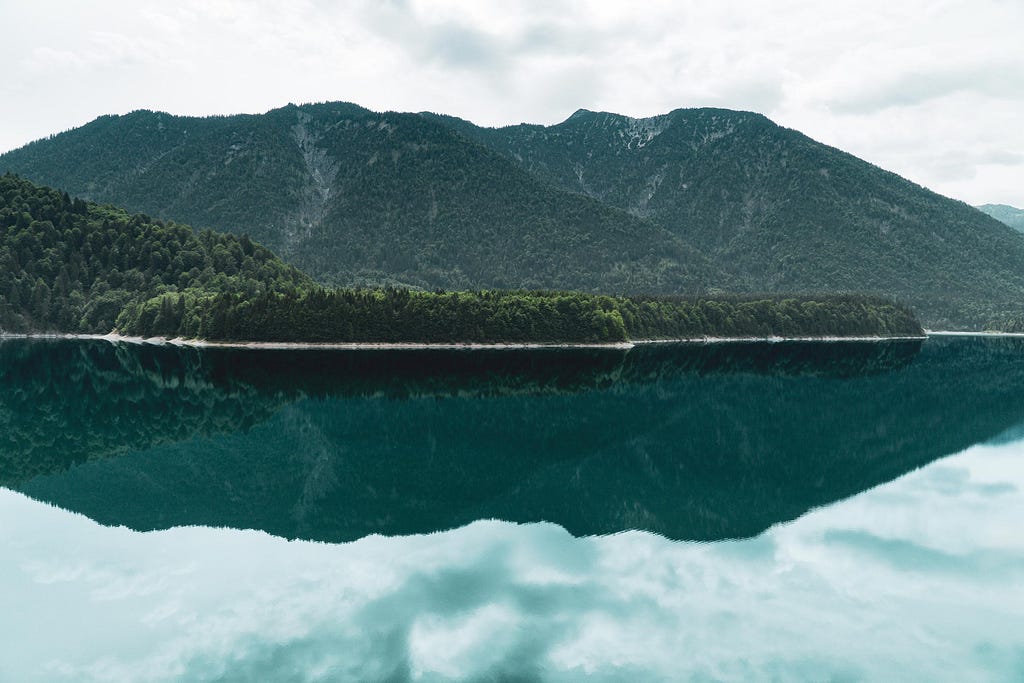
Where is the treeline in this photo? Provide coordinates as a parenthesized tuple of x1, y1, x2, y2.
(119, 289, 630, 342)
(986, 315, 1024, 333)
(0, 174, 310, 333)
(615, 293, 923, 340)
(118, 288, 924, 343)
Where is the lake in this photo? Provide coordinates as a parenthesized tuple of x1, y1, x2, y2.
(1, 337, 1022, 681)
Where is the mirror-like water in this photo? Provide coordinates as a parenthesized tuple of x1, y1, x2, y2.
(1, 337, 1023, 680)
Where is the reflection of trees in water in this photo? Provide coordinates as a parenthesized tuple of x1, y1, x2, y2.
(10, 337, 1024, 542)
(0, 340, 280, 484)
(0, 338, 924, 486)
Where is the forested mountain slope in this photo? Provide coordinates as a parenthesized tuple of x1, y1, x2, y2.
(4, 102, 1024, 328)
(0, 104, 712, 293)
(0, 174, 310, 333)
(430, 108, 1024, 328)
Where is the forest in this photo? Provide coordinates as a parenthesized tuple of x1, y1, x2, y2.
(116, 287, 923, 343)
(1, 174, 923, 343)
(0, 173, 309, 333)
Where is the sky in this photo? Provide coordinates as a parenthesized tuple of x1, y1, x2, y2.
(1, 0, 1021, 207)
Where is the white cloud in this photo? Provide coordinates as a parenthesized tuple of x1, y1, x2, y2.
(0, 0, 1022, 206)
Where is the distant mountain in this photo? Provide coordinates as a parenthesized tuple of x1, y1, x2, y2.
(429, 108, 1024, 328)
(0, 104, 711, 294)
(976, 203, 1024, 232)
(4, 102, 1024, 328)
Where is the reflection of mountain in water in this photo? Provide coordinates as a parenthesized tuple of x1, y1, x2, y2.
(8, 337, 1024, 541)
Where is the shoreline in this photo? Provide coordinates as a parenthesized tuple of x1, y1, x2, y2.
(0, 332, 928, 350)
(924, 330, 1024, 338)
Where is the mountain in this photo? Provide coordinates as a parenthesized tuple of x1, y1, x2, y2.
(976, 203, 1024, 232)
(428, 108, 1024, 328)
(0, 104, 711, 294)
(3, 102, 1024, 328)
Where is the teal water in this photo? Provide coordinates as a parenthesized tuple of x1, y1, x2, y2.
(1, 337, 1022, 680)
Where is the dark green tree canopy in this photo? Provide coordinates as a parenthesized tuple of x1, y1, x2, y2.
(0, 173, 310, 333)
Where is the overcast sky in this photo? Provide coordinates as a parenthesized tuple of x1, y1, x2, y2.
(1, 0, 1021, 206)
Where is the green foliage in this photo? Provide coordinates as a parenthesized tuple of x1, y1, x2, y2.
(0, 174, 310, 333)
(0, 174, 922, 342)
(118, 288, 629, 343)
(118, 287, 922, 343)
(614, 293, 922, 339)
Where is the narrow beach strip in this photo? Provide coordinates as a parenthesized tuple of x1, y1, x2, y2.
(925, 330, 1024, 338)
(1, 332, 927, 350)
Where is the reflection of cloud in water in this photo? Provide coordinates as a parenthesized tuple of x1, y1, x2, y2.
(2, 442, 1024, 681)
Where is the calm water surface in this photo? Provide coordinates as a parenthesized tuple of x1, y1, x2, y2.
(1, 337, 1022, 681)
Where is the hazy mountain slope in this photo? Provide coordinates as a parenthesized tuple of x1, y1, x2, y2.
(0, 104, 713, 293)
(431, 108, 1024, 328)
(977, 203, 1024, 232)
